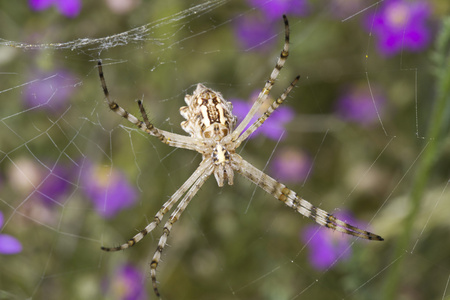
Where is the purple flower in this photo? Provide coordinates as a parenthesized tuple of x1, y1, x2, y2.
(335, 85, 385, 126)
(234, 14, 277, 51)
(270, 148, 311, 183)
(103, 264, 147, 300)
(364, 0, 432, 56)
(0, 211, 22, 255)
(23, 69, 78, 113)
(235, 0, 310, 51)
(247, 0, 310, 21)
(29, 0, 82, 18)
(301, 212, 359, 270)
(81, 160, 138, 218)
(36, 164, 73, 206)
(231, 90, 295, 140)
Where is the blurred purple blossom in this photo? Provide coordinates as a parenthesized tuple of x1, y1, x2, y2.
(231, 90, 295, 140)
(29, 0, 82, 18)
(36, 164, 73, 207)
(270, 148, 311, 183)
(234, 15, 276, 50)
(235, 0, 310, 50)
(103, 264, 147, 300)
(0, 211, 23, 255)
(23, 69, 78, 113)
(248, 0, 310, 21)
(335, 85, 385, 126)
(81, 160, 138, 218)
(364, 0, 432, 56)
(301, 211, 359, 270)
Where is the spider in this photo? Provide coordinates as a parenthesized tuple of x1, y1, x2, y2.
(98, 15, 383, 298)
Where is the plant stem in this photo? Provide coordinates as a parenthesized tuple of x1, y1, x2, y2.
(383, 18, 450, 299)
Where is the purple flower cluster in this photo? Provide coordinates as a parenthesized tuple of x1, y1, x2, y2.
(36, 164, 73, 206)
(301, 211, 362, 270)
(23, 69, 78, 114)
(29, 0, 81, 18)
(7, 157, 138, 219)
(235, 0, 310, 50)
(235, 0, 432, 56)
(81, 160, 138, 218)
(248, 0, 310, 21)
(334, 85, 386, 126)
(270, 148, 311, 183)
(364, 0, 432, 56)
(103, 264, 147, 300)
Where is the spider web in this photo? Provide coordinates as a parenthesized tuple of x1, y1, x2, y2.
(1, 1, 449, 299)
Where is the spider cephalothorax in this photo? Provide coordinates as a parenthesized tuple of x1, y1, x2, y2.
(98, 15, 383, 299)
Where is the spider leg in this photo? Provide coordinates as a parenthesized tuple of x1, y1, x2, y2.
(150, 166, 213, 297)
(138, 99, 154, 130)
(231, 15, 290, 140)
(234, 154, 384, 241)
(234, 75, 300, 147)
(97, 60, 204, 152)
(101, 158, 213, 252)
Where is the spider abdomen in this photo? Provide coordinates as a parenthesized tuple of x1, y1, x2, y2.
(180, 83, 237, 140)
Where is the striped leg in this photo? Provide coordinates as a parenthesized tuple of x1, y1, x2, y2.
(231, 15, 290, 140)
(234, 154, 384, 241)
(97, 60, 203, 152)
(234, 75, 300, 146)
(150, 167, 213, 297)
(101, 158, 213, 252)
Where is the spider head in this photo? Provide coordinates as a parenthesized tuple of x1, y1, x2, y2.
(212, 142, 234, 187)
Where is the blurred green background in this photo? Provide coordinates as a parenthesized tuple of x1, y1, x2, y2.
(0, 1, 449, 299)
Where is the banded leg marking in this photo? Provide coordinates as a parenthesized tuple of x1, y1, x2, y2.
(97, 60, 202, 152)
(232, 15, 291, 139)
(235, 155, 384, 241)
(100, 159, 213, 252)
(235, 75, 300, 146)
(150, 169, 212, 297)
